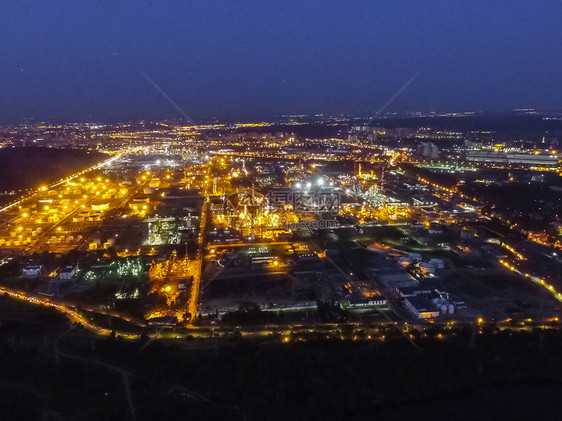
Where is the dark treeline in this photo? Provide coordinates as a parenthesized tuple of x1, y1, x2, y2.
(0, 147, 105, 191)
(2, 301, 562, 420)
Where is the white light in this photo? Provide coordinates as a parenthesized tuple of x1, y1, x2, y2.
(306, 182, 312, 188)
(295, 182, 302, 189)
(317, 178, 324, 186)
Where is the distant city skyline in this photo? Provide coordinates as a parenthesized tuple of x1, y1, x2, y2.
(2, 1, 562, 123)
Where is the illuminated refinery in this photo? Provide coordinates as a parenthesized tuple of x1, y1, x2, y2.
(5, 3, 562, 419)
(0, 115, 559, 337)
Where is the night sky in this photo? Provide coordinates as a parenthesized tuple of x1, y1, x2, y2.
(2, 1, 562, 122)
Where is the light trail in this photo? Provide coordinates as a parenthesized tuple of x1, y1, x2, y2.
(365, 70, 422, 127)
(140, 71, 201, 130)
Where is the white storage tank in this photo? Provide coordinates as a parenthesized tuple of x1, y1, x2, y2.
(448, 304, 455, 314)
(440, 304, 448, 315)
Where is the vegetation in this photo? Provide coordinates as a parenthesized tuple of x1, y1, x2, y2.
(2, 302, 562, 420)
(0, 147, 105, 191)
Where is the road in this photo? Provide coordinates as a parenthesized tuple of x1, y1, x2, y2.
(3, 281, 561, 347)
(0, 152, 121, 214)
(185, 165, 211, 324)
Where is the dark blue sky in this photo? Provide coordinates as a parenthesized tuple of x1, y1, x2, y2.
(1, 1, 562, 123)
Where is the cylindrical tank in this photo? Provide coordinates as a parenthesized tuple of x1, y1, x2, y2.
(409, 253, 422, 262)
(430, 258, 445, 269)
(398, 257, 412, 268)
(440, 304, 448, 315)
(431, 297, 440, 306)
(420, 262, 436, 274)
(448, 304, 455, 314)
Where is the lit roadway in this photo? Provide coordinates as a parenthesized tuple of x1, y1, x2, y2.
(2, 281, 560, 345)
(185, 165, 211, 325)
(0, 152, 122, 214)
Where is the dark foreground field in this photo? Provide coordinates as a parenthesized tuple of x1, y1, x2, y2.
(2, 297, 562, 420)
(0, 147, 105, 192)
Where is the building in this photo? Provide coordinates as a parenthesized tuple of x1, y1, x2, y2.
(416, 142, 439, 160)
(58, 265, 78, 280)
(342, 295, 387, 309)
(22, 265, 43, 277)
(371, 268, 418, 288)
(466, 150, 559, 167)
(428, 223, 444, 236)
(395, 286, 432, 298)
(404, 294, 440, 319)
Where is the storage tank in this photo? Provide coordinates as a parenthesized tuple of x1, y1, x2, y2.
(409, 252, 422, 262)
(420, 262, 436, 274)
(440, 304, 448, 315)
(429, 258, 445, 269)
(431, 297, 440, 306)
(398, 257, 412, 268)
(448, 304, 455, 314)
